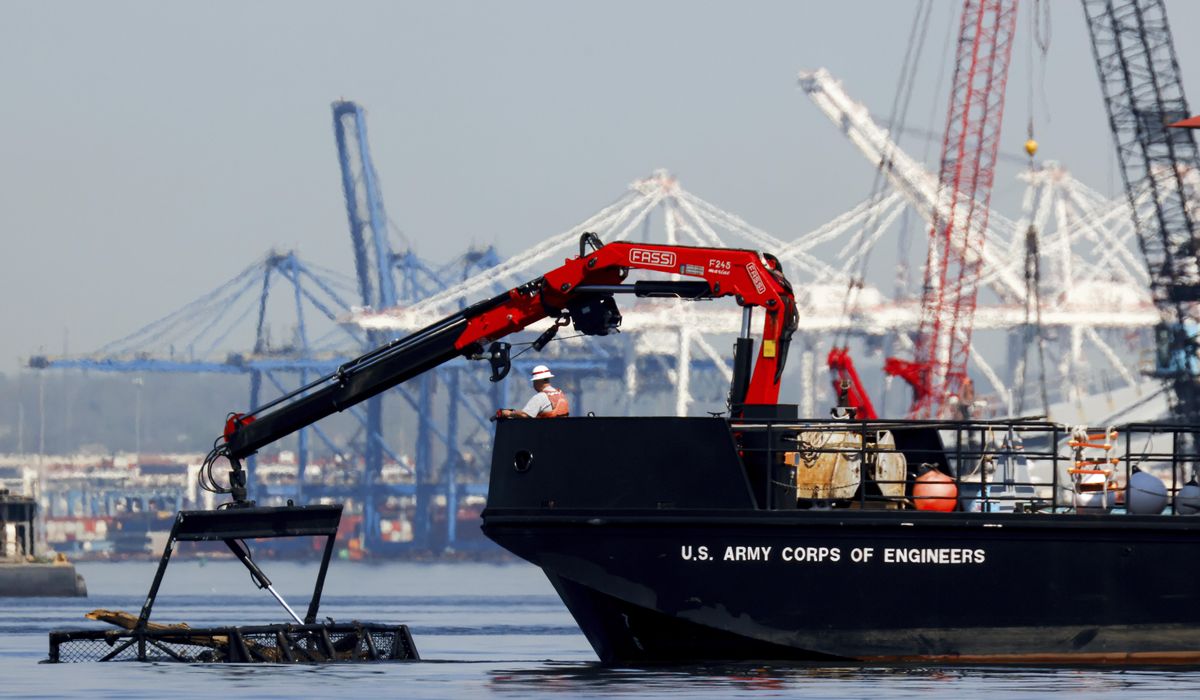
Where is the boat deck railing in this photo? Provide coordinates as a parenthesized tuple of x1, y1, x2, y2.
(729, 417, 1200, 514)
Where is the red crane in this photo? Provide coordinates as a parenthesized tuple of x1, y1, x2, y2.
(215, 235, 799, 502)
(883, 0, 1019, 418)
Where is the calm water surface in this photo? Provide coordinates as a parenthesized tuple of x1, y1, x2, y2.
(3, 560, 1199, 698)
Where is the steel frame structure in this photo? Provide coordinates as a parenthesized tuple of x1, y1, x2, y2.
(798, 67, 1163, 422)
(1081, 0, 1200, 421)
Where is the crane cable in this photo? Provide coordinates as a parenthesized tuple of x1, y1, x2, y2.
(834, 0, 935, 350)
(198, 432, 234, 499)
(1017, 0, 1052, 417)
(881, 2, 961, 412)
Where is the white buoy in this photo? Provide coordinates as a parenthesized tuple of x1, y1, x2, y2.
(1074, 490, 1115, 513)
(1176, 480, 1200, 515)
(1127, 468, 1168, 515)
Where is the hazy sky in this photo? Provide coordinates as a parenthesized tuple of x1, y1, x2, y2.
(3, 0, 1200, 373)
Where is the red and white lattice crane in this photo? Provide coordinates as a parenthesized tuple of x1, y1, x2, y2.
(863, 0, 1021, 419)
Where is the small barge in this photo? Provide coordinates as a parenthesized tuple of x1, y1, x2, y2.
(1, 490, 86, 598)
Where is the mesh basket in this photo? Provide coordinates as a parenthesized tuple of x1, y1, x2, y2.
(49, 622, 418, 664)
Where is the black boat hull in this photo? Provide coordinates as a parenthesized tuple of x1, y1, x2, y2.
(485, 510, 1200, 664)
(482, 417, 1200, 664)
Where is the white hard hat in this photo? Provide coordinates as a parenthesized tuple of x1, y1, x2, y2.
(531, 364, 554, 381)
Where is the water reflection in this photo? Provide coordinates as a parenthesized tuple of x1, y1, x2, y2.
(14, 562, 1200, 698)
(488, 662, 1200, 696)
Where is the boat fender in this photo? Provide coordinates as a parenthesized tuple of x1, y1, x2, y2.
(1072, 470, 1116, 513)
(1073, 488, 1115, 514)
(1127, 467, 1167, 515)
(1176, 479, 1200, 515)
(912, 465, 957, 512)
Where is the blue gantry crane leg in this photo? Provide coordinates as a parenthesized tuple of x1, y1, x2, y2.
(331, 100, 511, 553)
(333, 101, 400, 550)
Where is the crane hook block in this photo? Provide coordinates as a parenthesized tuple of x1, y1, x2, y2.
(487, 342, 511, 382)
(531, 323, 560, 352)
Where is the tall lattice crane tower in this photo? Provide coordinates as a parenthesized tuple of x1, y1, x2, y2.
(1082, 0, 1200, 422)
(886, 0, 1020, 418)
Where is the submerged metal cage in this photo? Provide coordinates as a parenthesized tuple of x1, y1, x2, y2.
(49, 622, 418, 663)
(46, 503, 420, 664)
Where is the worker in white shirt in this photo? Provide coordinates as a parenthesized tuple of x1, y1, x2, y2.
(499, 365, 570, 418)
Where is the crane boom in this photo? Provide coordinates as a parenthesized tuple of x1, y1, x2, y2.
(1081, 0, 1200, 421)
(211, 235, 798, 504)
(797, 68, 1028, 302)
(887, 0, 1019, 418)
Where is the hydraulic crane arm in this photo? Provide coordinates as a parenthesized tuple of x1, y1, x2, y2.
(212, 234, 797, 503)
